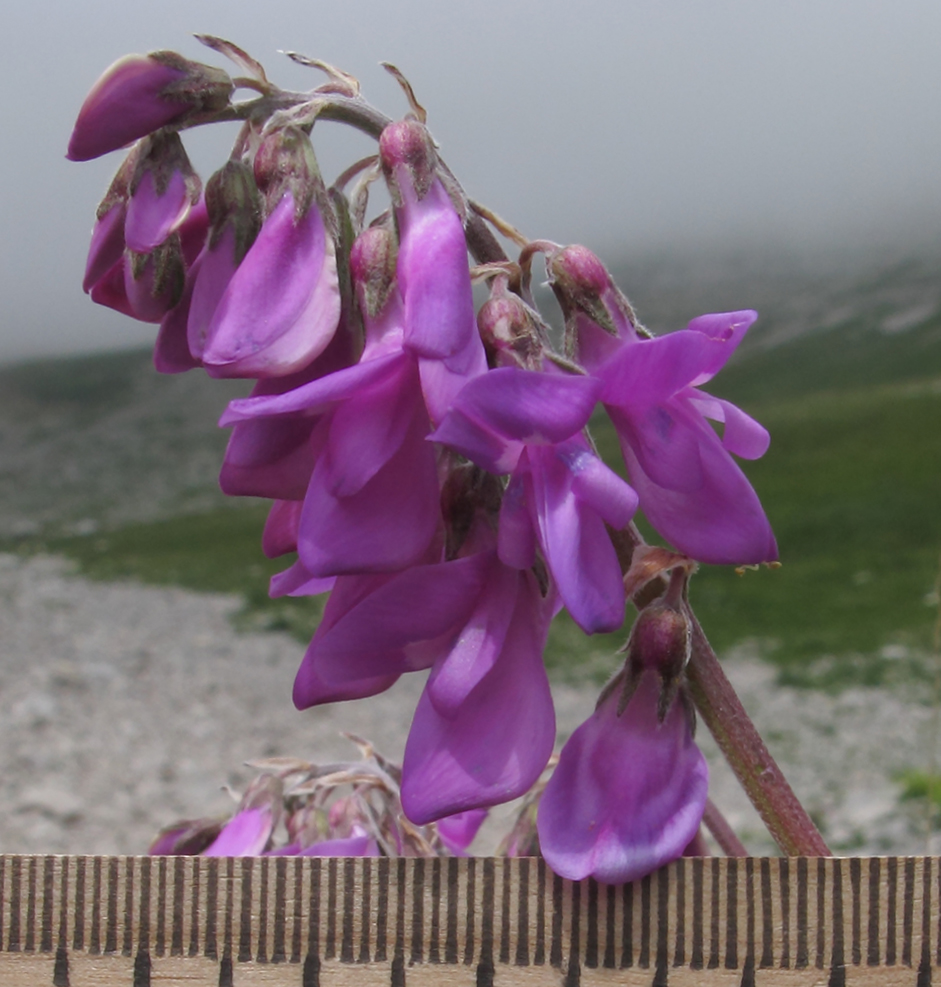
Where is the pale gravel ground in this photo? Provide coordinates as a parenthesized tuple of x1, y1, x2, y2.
(0, 553, 934, 857)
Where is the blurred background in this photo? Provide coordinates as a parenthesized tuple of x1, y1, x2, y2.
(0, 0, 939, 855)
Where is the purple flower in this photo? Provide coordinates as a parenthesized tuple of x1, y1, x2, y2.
(290, 551, 491, 708)
(592, 311, 777, 565)
(192, 191, 341, 378)
(431, 367, 637, 633)
(537, 670, 708, 884)
(202, 774, 282, 856)
(67, 52, 232, 162)
(125, 162, 194, 254)
(221, 350, 439, 578)
(401, 561, 556, 823)
(436, 809, 488, 855)
(219, 325, 353, 499)
(380, 119, 486, 422)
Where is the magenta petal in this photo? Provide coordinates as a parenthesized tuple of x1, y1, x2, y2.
(440, 368, 601, 448)
(321, 361, 416, 497)
(425, 557, 517, 715)
(688, 393, 770, 460)
(220, 351, 406, 425)
(295, 835, 379, 857)
(269, 560, 335, 598)
(293, 650, 399, 709)
(526, 446, 626, 634)
(83, 203, 126, 292)
(537, 673, 709, 884)
(262, 500, 303, 558)
(220, 415, 319, 500)
(311, 555, 489, 684)
(497, 471, 537, 570)
(203, 807, 274, 857)
(436, 808, 488, 854)
(417, 339, 487, 426)
(607, 398, 705, 493)
(598, 330, 715, 411)
(621, 422, 778, 564)
(67, 54, 188, 161)
(89, 258, 137, 319)
(188, 230, 238, 359)
(564, 442, 638, 529)
(400, 572, 556, 823)
(125, 168, 191, 252)
(298, 391, 439, 577)
(686, 310, 757, 383)
(202, 196, 340, 377)
(398, 180, 476, 361)
(154, 261, 202, 373)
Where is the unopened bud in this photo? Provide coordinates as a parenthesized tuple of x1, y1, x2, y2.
(349, 226, 398, 320)
(205, 160, 264, 263)
(548, 244, 634, 337)
(125, 132, 201, 253)
(253, 126, 324, 218)
(67, 51, 233, 162)
(379, 118, 438, 205)
(477, 283, 543, 368)
(618, 598, 691, 721)
(125, 236, 186, 322)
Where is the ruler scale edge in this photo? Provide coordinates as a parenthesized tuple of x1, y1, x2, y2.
(0, 855, 936, 985)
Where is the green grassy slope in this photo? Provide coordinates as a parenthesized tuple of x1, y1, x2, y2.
(3, 259, 939, 688)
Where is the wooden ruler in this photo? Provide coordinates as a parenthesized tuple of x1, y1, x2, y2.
(0, 855, 935, 985)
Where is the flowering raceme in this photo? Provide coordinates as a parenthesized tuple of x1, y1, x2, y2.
(69, 37, 817, 880)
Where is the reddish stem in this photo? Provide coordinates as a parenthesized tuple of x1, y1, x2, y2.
(702, 799, 748, 857)
(685, 615, 831, 857)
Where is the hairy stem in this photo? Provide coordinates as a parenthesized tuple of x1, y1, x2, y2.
(685, 616, 831, 856)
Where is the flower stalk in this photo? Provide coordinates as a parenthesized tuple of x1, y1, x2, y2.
(685, 615, 831, 856)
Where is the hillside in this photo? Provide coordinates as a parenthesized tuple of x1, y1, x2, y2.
(1, 246, 939, 687)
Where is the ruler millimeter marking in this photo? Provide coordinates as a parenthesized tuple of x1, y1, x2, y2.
(0, 855, 936, 985)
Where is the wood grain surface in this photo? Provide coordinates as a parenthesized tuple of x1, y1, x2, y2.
(0, 855, 935, 985)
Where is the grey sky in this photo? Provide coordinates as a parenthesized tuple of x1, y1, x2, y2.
(2, 0, 939, 361)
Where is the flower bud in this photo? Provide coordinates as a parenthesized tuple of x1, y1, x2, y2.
(349, 226, 398, 322)
(619, 597, 691, 722)
(125, 132, 201, 253)
(82, 149, 141, 292)
(67, 51, 233, 161)
(253, 126, 324, 219)
(477, 280, 544, 369)
(124, 236, 186, 322)
(379, 118, 438, 205)
(548, 245, 640, 368)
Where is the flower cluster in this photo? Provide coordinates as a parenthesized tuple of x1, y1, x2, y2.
(70, 39, 777, 883)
